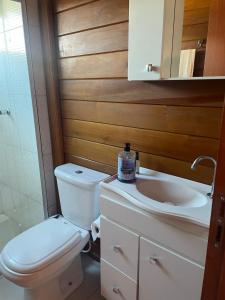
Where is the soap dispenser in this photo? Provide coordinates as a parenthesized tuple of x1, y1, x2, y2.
(117, 143, 136, 183)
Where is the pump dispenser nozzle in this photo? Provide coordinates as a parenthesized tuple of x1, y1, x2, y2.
(124, 143, 131, 152)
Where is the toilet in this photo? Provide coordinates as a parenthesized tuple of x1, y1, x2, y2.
(0, 163, 108, 300)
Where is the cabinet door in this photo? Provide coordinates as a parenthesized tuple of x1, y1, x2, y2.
(128, 0, 176, 80)
(101, 217, 139, 281)
(139, 237, 204, 300)
(101, 260, 137, 300)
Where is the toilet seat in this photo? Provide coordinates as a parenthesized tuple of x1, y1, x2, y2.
(0, 216, 89, 275)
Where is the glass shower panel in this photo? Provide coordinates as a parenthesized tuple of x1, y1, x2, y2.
(0, 0, 44, 250)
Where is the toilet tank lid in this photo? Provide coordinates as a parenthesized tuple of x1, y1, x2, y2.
(54, 163, 109, 188)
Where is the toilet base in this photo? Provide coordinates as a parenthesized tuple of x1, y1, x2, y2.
(24, 255, 83, 300)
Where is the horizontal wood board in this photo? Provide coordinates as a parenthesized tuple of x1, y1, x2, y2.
(182, 0, 211, 44)
(55, 0, 225, 184)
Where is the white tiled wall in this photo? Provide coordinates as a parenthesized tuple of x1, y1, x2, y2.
(0, 0, 44, 246)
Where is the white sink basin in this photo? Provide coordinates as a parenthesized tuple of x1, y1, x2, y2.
(100, 170, 212, 228)
(136, 178, 208, 208)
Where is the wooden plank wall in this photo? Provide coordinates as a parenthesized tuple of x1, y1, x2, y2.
(182, 0, 211, 48)
(204, 0, 225, 76)
(54, 0, 225, 184)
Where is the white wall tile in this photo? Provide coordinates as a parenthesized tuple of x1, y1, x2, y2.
(14, 95, 37, 152)
(0, 0, 44, 246)
(1, 0, 23, 31)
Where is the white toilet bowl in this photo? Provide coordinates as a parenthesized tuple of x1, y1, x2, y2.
(0, 216, 89, 300)
(0, 164, 108, 300)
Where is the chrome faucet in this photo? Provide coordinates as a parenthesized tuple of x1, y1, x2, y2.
(191, 156, 217, 198)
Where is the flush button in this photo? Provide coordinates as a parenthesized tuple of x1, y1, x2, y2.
(75, 170, 83, 174)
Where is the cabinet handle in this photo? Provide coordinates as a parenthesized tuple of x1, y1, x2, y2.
(146, 64, 153, 72)
(112, 287, 121, 294)
(113, 245, 123, 254)
(149, 256, 160, 265)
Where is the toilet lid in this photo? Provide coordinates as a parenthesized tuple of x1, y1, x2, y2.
(1, 216, 81, 274)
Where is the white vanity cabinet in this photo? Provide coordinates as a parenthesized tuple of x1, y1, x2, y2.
(100, 192, 208, 300)
(101, 217, 205, 300)
(139, 237, 204, 300)
(128, 0, 183, 80)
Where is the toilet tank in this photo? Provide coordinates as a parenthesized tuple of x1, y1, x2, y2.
(54, 163, 109, 230)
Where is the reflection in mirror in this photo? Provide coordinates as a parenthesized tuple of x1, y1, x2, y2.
(177, 0, 212, 78)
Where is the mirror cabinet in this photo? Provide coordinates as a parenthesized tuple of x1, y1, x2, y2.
(128, 0, 225, 80)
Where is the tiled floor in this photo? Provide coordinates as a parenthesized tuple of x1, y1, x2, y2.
(67, 255, 104, 300)
(0, 255, 104, 300)
(0, 276, 24, 300)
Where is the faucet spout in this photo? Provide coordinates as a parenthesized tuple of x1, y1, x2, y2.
(191, 156, 217, 198)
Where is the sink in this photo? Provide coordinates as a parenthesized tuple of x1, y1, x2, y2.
(136, 178, 208, 208)
(100, 170, 212, 227)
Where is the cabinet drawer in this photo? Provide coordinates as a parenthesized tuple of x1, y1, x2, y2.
(139, 237, 204, 300)
(101, 259, 137, 300)
(101, 217, 139, 281)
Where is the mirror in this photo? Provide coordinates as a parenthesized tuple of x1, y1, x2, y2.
(128, 0, 225, 80)
(174, 0, 212, 78)
(171, 0, 225, 79)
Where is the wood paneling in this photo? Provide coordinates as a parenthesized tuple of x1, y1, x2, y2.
(55, 0, 225, 184)
(64, 137, 214, 183)
(204, 0, 225, 76)
(65, 153, 116, 175)
(183, 0, 211, 45)
(59, 51, 127, 79)
(183, 23, 209, 42)
(58, 22, 128, 57)
(60, 79, 224, 104)
(184, 0, 211, 11)
(62, 101, 222, 138)
(63, 119, 218, 163)
(183, 8, 210, 26)
(56, 0, 96, 12)
(57, 0, 129, 35)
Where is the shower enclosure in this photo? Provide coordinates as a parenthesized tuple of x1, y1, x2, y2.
(0, 0, 44, 250)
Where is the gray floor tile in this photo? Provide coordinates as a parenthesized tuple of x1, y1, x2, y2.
(0, 277, 23, 300)
(87, 289, 105, 300)
(67, 254, 101, 300)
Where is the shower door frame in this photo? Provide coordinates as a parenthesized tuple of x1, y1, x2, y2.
(20, 0, 64, 217)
